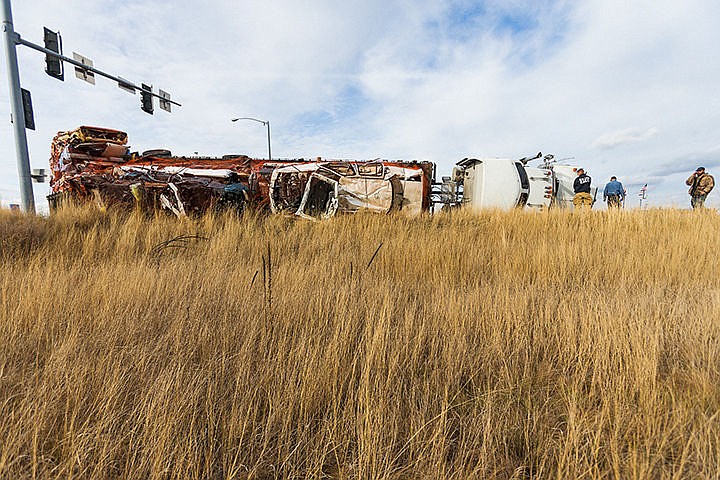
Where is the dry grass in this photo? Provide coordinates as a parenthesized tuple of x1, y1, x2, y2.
(1, 206, 719, 479)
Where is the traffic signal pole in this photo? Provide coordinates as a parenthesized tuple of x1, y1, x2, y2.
(1, 0, 181, 214)
(15, 36, 182, 109)
(1, 0, 34, 213)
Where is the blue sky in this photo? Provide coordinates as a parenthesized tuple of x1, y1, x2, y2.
(2, 0, 720, 211)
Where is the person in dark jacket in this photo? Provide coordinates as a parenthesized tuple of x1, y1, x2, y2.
(603, 176, 625, 208)
(218, 172, 249, 214)
(573, 168, 593, 209)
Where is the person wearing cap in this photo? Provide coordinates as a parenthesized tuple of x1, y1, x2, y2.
(685, 167, 715, 209)
(573, 168, 593, 209)
(603, 176, 625, 209)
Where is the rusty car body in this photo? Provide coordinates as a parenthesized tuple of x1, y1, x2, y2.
(48, 126, 434, 218)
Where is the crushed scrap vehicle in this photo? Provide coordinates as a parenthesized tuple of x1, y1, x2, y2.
(47, 126, 435, 219)
(269, 160, 433, 219)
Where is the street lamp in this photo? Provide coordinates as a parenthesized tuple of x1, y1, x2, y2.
(231, 117, 271, 160)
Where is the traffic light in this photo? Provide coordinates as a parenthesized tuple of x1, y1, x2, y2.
(43, 27, 63, 81)
(141, 84, 153, 114)
(21, 88, 35, 130)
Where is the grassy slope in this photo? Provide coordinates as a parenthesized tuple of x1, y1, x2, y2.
(1, 207, 719, 479)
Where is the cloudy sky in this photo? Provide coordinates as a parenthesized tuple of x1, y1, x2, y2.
(1, 0, 719, 211)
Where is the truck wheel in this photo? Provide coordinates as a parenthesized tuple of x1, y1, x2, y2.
(142, 149, 172, 158)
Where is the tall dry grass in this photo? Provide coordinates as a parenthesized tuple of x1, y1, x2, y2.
(0, 206, 719, 479)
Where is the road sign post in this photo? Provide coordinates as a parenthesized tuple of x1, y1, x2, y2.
(1, 0, 34, 213)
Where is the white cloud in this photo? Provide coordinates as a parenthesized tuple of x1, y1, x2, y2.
(1, 0, 720, 210)
(592, 127, 659, 149)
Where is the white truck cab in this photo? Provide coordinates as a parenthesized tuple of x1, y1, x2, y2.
(524, 165, 554, 209)
(448, 157, 596, 211)
(455, 158, 552, 210)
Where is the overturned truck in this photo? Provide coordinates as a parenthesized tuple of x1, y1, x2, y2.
(436, 154, 596, 211)
(48, 126, 435, 218)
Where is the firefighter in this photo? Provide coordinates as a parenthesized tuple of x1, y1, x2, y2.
(573, 168, 593, 209)
(686, 167, 715, 209)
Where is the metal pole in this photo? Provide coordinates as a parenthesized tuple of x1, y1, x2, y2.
(1, 0, 34, 213)
(266, 121, 271, 160)
(231, 117, 272, 160)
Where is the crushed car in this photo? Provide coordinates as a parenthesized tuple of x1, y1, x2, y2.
(269, 160, 432, 219)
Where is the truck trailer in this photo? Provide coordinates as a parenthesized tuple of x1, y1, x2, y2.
(47, 126, 435, 218)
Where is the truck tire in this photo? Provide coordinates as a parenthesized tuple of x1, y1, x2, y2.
(142, 149, 172, 158)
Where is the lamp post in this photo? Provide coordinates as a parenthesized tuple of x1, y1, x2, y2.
(231, 117, 271, 160)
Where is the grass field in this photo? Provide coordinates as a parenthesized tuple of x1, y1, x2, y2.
(1, 206, 719, 479)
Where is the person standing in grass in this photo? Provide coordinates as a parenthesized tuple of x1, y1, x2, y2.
(603, 176, 625, 209)
(573, 168, 593, 209)
(686, 167, 715, 209)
